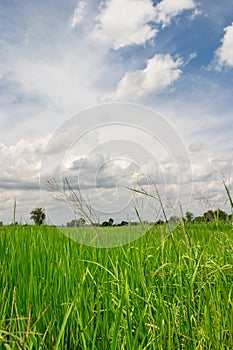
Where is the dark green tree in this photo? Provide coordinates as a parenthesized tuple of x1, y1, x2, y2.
(203, 210, 215, 222)
(216, 208, 229, 221)
(30, 208, 46, 225)
(203, 209, 229, 222)
(185, 211, 194, 223)
(194, 216, 205, 223)
(108, 218, 114, 226)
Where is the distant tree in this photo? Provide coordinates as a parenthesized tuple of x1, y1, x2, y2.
(203, 210, 215, 222)
(120, 220, 128, 226)
(30, 208, 46, 225)
(101, 218, 115, 227)
(203, 209, 228, 222)
(194, 216, 205, 223)
(10, 221, 18, 226)
(0, 221, 3, 226)
(216, 208, 228, 221)
(67, 219, 84, 227)
(108, 218, 114, 226)
(77, 217, 86, 226)
(102, 221, 110, 227)
(229, 214, 233, 223)
(155, 219, 164, 225)
(185, 211, 194, 223)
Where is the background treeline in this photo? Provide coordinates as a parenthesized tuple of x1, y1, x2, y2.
(0, 207, 232, 227)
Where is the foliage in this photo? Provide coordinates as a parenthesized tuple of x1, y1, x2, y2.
(120, 220, 128, 226)
(67, 218, 86, 227)
(185, 211, 194, 222)
(193, 215, 205, 223)
(102, 218, 114, 226)
(108, 218, 114, 226)
(155, 219, 165, 225)
(30, 208, 46, 225)
(203, 208, 229, 222)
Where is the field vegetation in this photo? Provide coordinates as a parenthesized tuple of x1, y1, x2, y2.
(0, 221, 233, 349)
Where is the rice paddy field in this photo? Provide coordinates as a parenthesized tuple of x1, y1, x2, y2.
(0, 222, 233, 349)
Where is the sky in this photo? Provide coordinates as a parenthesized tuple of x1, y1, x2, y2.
(0, 0, 233, 225)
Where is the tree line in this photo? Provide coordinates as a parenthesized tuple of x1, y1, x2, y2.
(0, 207, 232, 227)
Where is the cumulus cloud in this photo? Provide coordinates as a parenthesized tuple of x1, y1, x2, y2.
(101, 54, 183, 101)
(0, 136, 50, 223)
(0, 3, 103, 135)
(69, 0, 87, 28)
(90, 0, 157, 49)
(64, 153, 139, 191)
(0, 133, 232, 223)
(181, 148, 233, 216)
(154, 0, 198, 28)
(215, 22, 233, 69)
(90, 0, 200, 49)
(0, 136, 49, 190)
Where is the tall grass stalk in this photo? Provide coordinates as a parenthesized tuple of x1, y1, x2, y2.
(223, 178, 233, 215)
(13, 200, 16, 226)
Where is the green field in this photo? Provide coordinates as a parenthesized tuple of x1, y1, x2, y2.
(0, 223, 233, 349)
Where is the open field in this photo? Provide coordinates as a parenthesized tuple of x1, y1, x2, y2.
(0, 222, 233, 349)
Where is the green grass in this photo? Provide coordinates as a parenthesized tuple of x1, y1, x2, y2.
(61, 224, 150, 248)
(0, 222, 233, 349)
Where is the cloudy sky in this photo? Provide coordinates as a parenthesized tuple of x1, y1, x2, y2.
(0, 0, 233, 225)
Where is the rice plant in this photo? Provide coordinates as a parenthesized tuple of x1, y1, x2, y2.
(0, 222, 232, 349)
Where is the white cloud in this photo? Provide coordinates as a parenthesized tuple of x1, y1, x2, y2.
(101, 54, 183, 101)
(0, 136, 50, 223)
(0, 42, 101, 121)
(90, 0, 157, 49)
(187, 52, 197, 62)
(69, 1, 87, 28)
(90, 0, 200, 49)
(190, 151, 233, 214)
(154, 0, 198, 27)
(0, 131, 232, 224)
(0, 2, 105, 136)
(0, 136, 49, 184)
(215, 22, 233, 69)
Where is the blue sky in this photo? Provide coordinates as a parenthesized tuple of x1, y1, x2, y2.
(0, 0, 233, 224)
